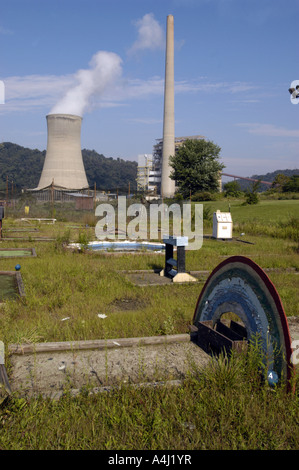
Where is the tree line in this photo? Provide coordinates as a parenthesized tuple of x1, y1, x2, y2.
(0, 139, 297, 200)
(0, 142, 137, 195)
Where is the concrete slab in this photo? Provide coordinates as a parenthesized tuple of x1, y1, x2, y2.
(8, 335, 210, 399)
(6, 317, 299, 400)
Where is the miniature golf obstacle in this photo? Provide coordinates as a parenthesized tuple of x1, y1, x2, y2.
(20, 218, 56, 224)
(191, 256, 295, 387)
(0, 271, 25, 302)
(0, 341, 11, 396)
(4, 228, 39, 232)
(84, 240, 165, 253)
(212, 210, 233, 240)
(0, 248, 36, 259)
(160, 236, 197, 283)
(8, 334, 210, 398)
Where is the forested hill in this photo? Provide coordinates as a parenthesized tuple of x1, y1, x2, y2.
(235, 169, 299, 191)
(0, 142, 137, 193)
(82, 149, 137, 192)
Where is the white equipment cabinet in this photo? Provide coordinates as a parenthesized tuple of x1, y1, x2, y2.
(212, 210, 233, 239)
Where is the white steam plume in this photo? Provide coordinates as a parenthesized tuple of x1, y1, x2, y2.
(128, 13, 165, 55)
(50, 51, 123, 116)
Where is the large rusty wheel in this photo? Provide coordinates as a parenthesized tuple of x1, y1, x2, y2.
(193, 256, 294, 387)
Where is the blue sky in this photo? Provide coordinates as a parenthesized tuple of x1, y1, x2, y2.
(0, 0, 298, 179)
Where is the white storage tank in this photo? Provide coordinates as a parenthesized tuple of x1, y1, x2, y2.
(212, 210, 233, 239)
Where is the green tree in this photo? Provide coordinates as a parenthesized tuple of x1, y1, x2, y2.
(223, 180, 243, 198)
(271, 173, 291, 192)
(282, 175, 299, 192)
(244, 180, 260, 205)
(169, 139, 225, 199)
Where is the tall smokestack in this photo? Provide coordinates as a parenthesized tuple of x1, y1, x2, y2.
(37, 114, 88, 190)
(161, 14, 175, 198)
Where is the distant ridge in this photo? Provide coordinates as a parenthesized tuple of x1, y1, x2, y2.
(234, 169, 299, 191)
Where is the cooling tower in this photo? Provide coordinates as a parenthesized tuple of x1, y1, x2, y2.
(37, 114, 89, 190)
(161, 15, 176, 198)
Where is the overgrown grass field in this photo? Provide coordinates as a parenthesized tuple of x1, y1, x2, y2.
(0, 197, 298, 450)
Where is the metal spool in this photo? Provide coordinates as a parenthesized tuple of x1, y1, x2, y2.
(193, 256, 294, 386)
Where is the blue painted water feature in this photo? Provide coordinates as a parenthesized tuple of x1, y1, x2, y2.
(73, 240, 165, 252)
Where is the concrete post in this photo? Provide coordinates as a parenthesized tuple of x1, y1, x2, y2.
(161, 15, 176, 198)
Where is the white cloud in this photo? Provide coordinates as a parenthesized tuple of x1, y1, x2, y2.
(0, 67, 261, 117)
(128, 13, 165, 55)
(0, 74, 74, 113)
(174, 79, 257, 94)
(0, 73, 164, 115)
(236, 123, 299, 138)
(228, 82, 257, 94)
(1, 56, 124, 116)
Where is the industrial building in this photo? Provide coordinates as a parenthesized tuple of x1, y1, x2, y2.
(138, 135, 205, 195)
(136, 154, 154, 192)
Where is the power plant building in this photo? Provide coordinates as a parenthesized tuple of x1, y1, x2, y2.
(37, 114, 89, 191)
(137, 154, 155, 192)
(146, 135, 205, 195)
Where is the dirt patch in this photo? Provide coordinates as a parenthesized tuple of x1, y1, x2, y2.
(108, 297, 148, 312)
(125, 272, 172, 286)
